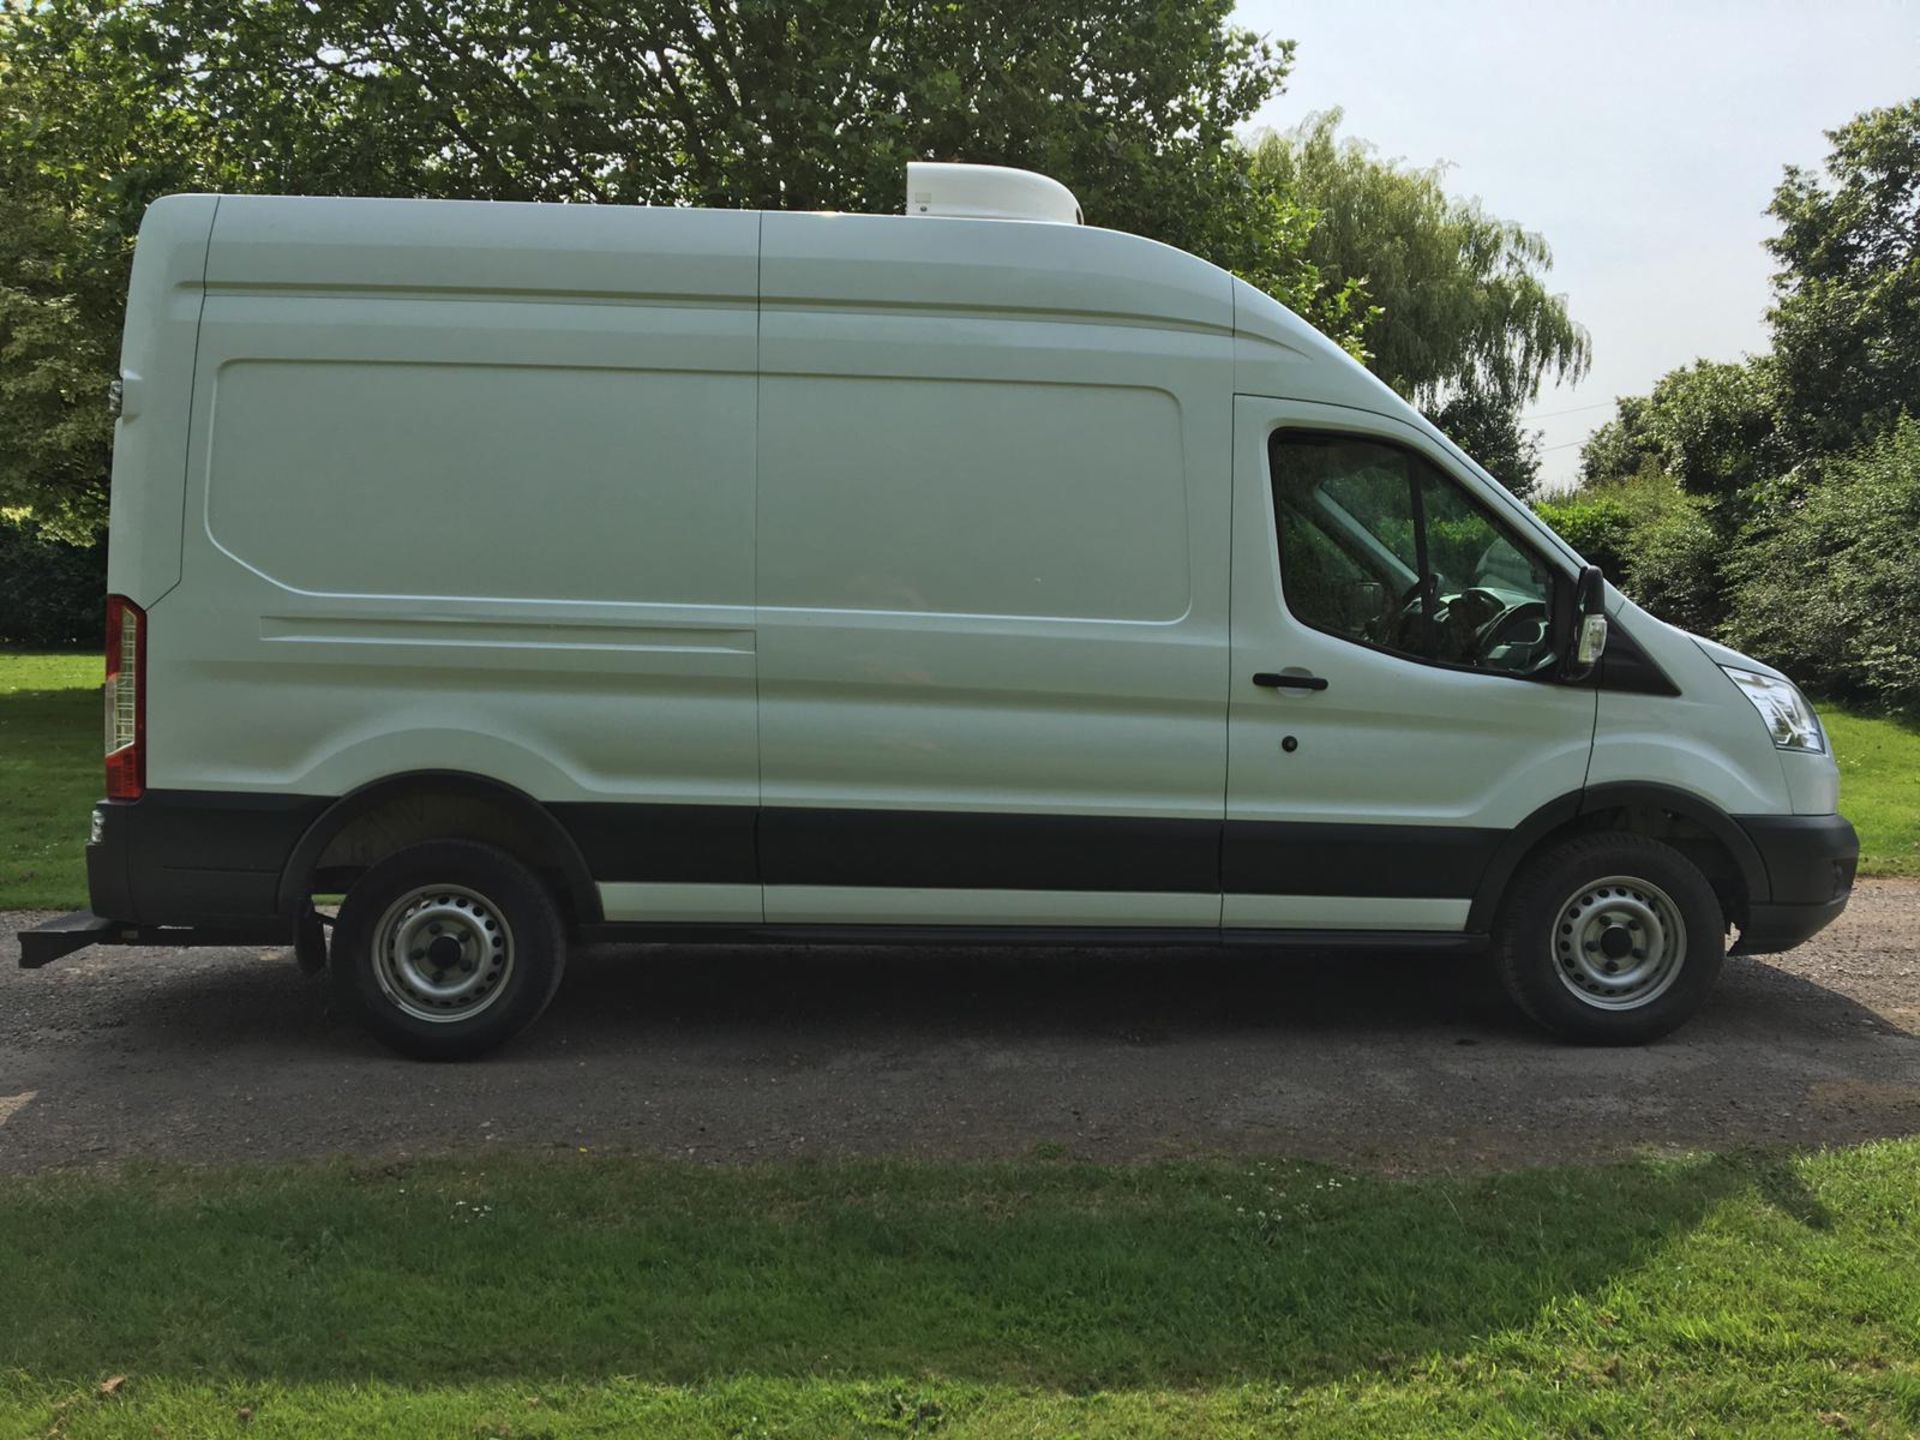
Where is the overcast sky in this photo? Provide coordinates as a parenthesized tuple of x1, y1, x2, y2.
(1233, 0, 1920, 487)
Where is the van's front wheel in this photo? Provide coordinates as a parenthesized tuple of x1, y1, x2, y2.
(1494, 833, 1725, 1044)
(331, 840, 567, 1059)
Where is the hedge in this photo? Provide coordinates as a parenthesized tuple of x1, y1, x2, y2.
(0, 515, 105, 648)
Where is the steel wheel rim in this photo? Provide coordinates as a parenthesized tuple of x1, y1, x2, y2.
(1552, 874, 1687, 1011)
(371, 884, 514, 1024)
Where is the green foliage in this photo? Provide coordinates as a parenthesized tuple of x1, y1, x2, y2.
(1576, 414, 1657, 492)
(1534, 471, 1722, 634)
(1248, 112, 1587, 496)
(1624, 498, 1722, 636)
(1249, 113, 1590, 409)
(1585, 96, 1920, 492)
(1571, 95, 1920, 709)
(1725, 418, 1920, 713)
(0, 0, 1365, 542)
(1532, 490, 1636, 582)
(1579, 358, 1783, 505)
(1767, 98, 1920, 458)
(0, 0, 254, 539)
(1428, 384, 1542, 498)
(0, 515, 104, 646)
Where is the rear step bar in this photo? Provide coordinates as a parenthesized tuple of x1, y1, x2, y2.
(18, 910, 289, 968)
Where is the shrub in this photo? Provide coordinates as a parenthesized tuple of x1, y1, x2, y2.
(1534, 471, 1724, 632)
(1532, 490, 1635, 581)
(0, 514, 104, 648)
(1725, 418, 1920, 713)
(1623, 501, 1723, 635)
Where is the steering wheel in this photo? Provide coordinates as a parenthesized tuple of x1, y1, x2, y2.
(1449, 586, 1510, 628)
(1475, 599, 1552, 668)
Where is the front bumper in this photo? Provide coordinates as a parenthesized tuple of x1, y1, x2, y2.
(1731, 813, 1859, 954)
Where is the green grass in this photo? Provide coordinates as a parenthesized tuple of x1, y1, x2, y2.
(0, 650, 98, 909)
(2, 1145, 1918, 1436)
(1825, 707, 1920, 876)
(0, 653, 1915, 908)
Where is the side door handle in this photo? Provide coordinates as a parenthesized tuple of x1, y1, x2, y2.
(1252, 670, 1329, 691)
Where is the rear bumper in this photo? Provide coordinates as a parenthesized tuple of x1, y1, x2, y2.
(1730, 812, 1859, 954)
(86, 792, 328, 927)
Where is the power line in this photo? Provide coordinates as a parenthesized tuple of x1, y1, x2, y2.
(1520, 400, 1617, 421)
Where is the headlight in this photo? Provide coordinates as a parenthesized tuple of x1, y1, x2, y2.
(1721, 666, 1825, 753)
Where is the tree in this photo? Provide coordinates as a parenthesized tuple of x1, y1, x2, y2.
(1570, 358, 1783, 632)
(1575, 402, 1657, 489)
(1557, 97, 1920, 692)
(0, 0, 314, 538)
(0, 2, 217, 539)
(1578, 358, 1782, 505)
(0, 512, 106, 645)
(0, 185, 121, 542)
(1, 1, 1365, 536)
(1766, 98, 1920, 459)
(1249, 110, 1589, 492)
(1428, 385, 1542, 499)
(1725, 418, 1920, 711)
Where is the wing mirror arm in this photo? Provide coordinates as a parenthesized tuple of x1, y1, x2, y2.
(1558, 564, 1609, 682)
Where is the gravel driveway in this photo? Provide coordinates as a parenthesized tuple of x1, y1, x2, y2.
(3, 881, 1917, 1176)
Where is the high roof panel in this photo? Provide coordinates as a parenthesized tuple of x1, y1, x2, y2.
(205, 195, 759, 303)
(762, 211, 1234, 334)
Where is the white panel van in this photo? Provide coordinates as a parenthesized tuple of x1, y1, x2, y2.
(21, 165, 1858, 1058)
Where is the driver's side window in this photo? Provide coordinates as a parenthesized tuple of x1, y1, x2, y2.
(1270, 431, 1557, 675)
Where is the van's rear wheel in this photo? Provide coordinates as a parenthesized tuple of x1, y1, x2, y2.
(1494, 833, 1725, 1044)
(331, 840, 566, 1059)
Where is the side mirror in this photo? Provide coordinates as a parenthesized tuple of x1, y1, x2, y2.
(1559, 564, 1609, 681)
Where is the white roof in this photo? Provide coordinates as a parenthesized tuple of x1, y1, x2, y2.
(194, 191, 1421, 422)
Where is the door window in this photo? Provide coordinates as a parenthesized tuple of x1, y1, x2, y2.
(1270, 432, 1559, 676)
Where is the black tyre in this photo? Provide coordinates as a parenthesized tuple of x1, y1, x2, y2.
(331, 840, 566, 1059)
(1494, 832, 1725, 1044)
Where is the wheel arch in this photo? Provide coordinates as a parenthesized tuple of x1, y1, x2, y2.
(275, 770, 603, 928)
(1468, 782, 1767, 933)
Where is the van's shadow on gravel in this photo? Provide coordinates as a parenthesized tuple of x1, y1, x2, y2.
(550, 939, 1907, 1048)
(5, 892, 1916, 1174)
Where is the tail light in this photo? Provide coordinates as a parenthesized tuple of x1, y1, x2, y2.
(104, 595, 146, 800)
